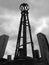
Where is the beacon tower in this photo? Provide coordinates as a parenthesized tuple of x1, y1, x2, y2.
(14, 3, 34, 59)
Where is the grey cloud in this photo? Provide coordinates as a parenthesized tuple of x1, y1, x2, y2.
(28, 0, 49, 18)
(0, 0, 26, 11)
(0, 0, 49, 18)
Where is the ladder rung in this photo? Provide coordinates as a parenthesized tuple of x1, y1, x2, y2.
(26, 24, 29, 26)
(27, 42, 32, 44)
(21, 36, 23, 38)
(26, 19, 28, 21)
(19, 42, 32, 47)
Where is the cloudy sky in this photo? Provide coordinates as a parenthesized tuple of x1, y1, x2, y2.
(0, 0, 49, 59)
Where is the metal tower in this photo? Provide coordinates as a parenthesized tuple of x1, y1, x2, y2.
(14, 3, 34, 59)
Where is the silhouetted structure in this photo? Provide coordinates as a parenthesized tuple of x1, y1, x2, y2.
(37, 33, 49, 63)
(7, 55, 11, 61)
(33, 50, 39, 59)
(2, 3, 49, 65)
(14, 3, 34, 59)
(0, 58, 8, 64)
(0, 34, 9, 59)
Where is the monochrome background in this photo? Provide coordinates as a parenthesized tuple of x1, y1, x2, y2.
(0, 0, 49, 59)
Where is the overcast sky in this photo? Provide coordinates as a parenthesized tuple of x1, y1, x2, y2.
(0, 0, 49, 59)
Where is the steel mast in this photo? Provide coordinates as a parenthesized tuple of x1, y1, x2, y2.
(14, 3, 34, 59)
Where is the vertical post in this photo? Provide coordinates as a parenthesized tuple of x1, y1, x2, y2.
(33, 50, 39, 59)
(7, 55, 11, 61)
(27, 14, 34, 57)
(23, 13, 27, 56)
(0, 35, 9, 59)
(37, 33, 49, 63)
